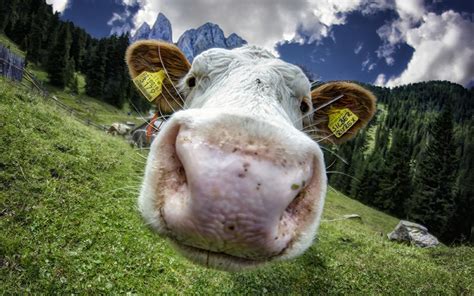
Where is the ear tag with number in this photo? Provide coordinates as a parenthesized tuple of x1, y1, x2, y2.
(328, 108, 359, 138)
(133, 70, 167, 102)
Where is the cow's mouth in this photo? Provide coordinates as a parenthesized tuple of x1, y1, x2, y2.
(170, 240, 268, 271)
(162, 185, 311, 271)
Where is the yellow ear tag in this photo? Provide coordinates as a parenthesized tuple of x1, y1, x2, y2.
(328, 108, 359, 138)
(132, 70, 167, 102)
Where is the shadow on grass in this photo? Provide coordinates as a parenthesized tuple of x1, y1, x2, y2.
(227, 245, 337, 294)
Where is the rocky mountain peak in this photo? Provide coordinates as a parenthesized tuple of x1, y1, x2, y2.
(149, 13, 172, 43)
(177, 22, 247, 62)
(131, 13, 247, 63)
(130, 22, 151, 42)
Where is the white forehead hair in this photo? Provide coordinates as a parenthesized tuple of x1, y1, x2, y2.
(188, 45, 310, 100)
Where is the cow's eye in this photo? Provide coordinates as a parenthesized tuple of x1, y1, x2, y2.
(300, 99, 310, 114)
(186, 77, 196, 88)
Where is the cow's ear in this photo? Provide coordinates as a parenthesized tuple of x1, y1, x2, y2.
(126, 40, 190, 113)
(308, 81, 376, 144)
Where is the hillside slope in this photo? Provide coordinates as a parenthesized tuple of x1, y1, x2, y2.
(24, 62, 145, 127)
(1, 78, 473, 294)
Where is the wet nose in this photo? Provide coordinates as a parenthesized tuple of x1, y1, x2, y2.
(162, 126, 314, 259)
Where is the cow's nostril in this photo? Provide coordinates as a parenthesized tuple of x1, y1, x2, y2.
(223, 221, 237, 233)
(284, 187, 306, 218)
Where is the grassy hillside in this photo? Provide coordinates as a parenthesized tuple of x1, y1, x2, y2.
(0, 34, 25, 57)
(23, 64, 145, 127)
(1, 77, 473, 294)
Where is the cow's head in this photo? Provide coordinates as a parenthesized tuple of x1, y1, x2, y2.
(126, 41, 376, 271)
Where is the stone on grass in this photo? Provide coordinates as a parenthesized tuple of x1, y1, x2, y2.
(388, 220, 440, 248)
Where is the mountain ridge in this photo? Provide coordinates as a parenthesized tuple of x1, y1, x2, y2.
(131, 13, 247, 62)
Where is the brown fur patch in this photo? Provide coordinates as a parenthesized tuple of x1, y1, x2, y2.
(309, 81, 376, 144)
(125, 40, 190, 114)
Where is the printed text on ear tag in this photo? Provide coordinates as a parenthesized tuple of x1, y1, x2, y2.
(132, 70, 166, 102)
(328, 108, 359, 138)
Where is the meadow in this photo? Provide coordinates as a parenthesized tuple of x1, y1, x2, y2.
(1, 77, 472, 294)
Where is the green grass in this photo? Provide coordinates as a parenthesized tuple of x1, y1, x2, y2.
(52, 89, 144, 126)
(1, 77, 473, 294)
(22, 65, 144, 126)
(26, 63, 49, 84)
(0, 34, 25, 57)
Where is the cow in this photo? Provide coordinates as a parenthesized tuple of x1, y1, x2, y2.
(107, 123, 132, 136)
(126, 40, 376, 271)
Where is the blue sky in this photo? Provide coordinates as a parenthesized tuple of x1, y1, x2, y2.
(276, 10, 415, 83)
(50, 0, 474, 87)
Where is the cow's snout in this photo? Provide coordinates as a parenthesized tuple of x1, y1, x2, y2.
(139, 111, 327, 269)
(164, 126, 313, 259)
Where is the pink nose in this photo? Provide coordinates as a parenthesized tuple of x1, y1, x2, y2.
(162, 127, 314, 259)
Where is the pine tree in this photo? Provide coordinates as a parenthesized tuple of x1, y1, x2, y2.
(70, 26, 87, 71)
(408, 103, 458, 236)
(443, 122, 474, 243)
(25, 1, 49, 63)
(327, 142, 354, 194)
(46, 22, 73, 88)
(1, 0, 19, 34)
(354, 150, 385, 205)
(85, 39, 107, 98)
(64, 57, 76, 88)
(376, 130, 412, 217)
(41, 12, 60, 65)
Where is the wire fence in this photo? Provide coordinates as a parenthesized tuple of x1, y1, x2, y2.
(0, 45, 108, 132)
(0, 44, 24, 81)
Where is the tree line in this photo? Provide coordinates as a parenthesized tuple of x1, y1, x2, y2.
(326, 81, 473, 244)
(0, 0, 149, 111)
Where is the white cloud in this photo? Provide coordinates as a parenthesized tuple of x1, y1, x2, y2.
(110, 23, 132, 36)
(108, 7, 133, 35)
(374, 0, 474, 87)
(368, 63, 376, 72)
(362, 56, 370, 68)
(374, 73, 386, 86)
(45, 0, 70, 13)
(385, 11, 474, 87)
(375, 0, 426, 66)
(375, 43, 395, 65)
(124, 0, 391, 52)
(354, 42, 363, 54)
(362, 54, 376, 72)
(121, 0, 138, 5)
(108, 13, 124, 26)
(394, 0, 425, 21)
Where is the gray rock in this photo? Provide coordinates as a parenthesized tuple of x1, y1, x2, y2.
(388, 220, 440, 248)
